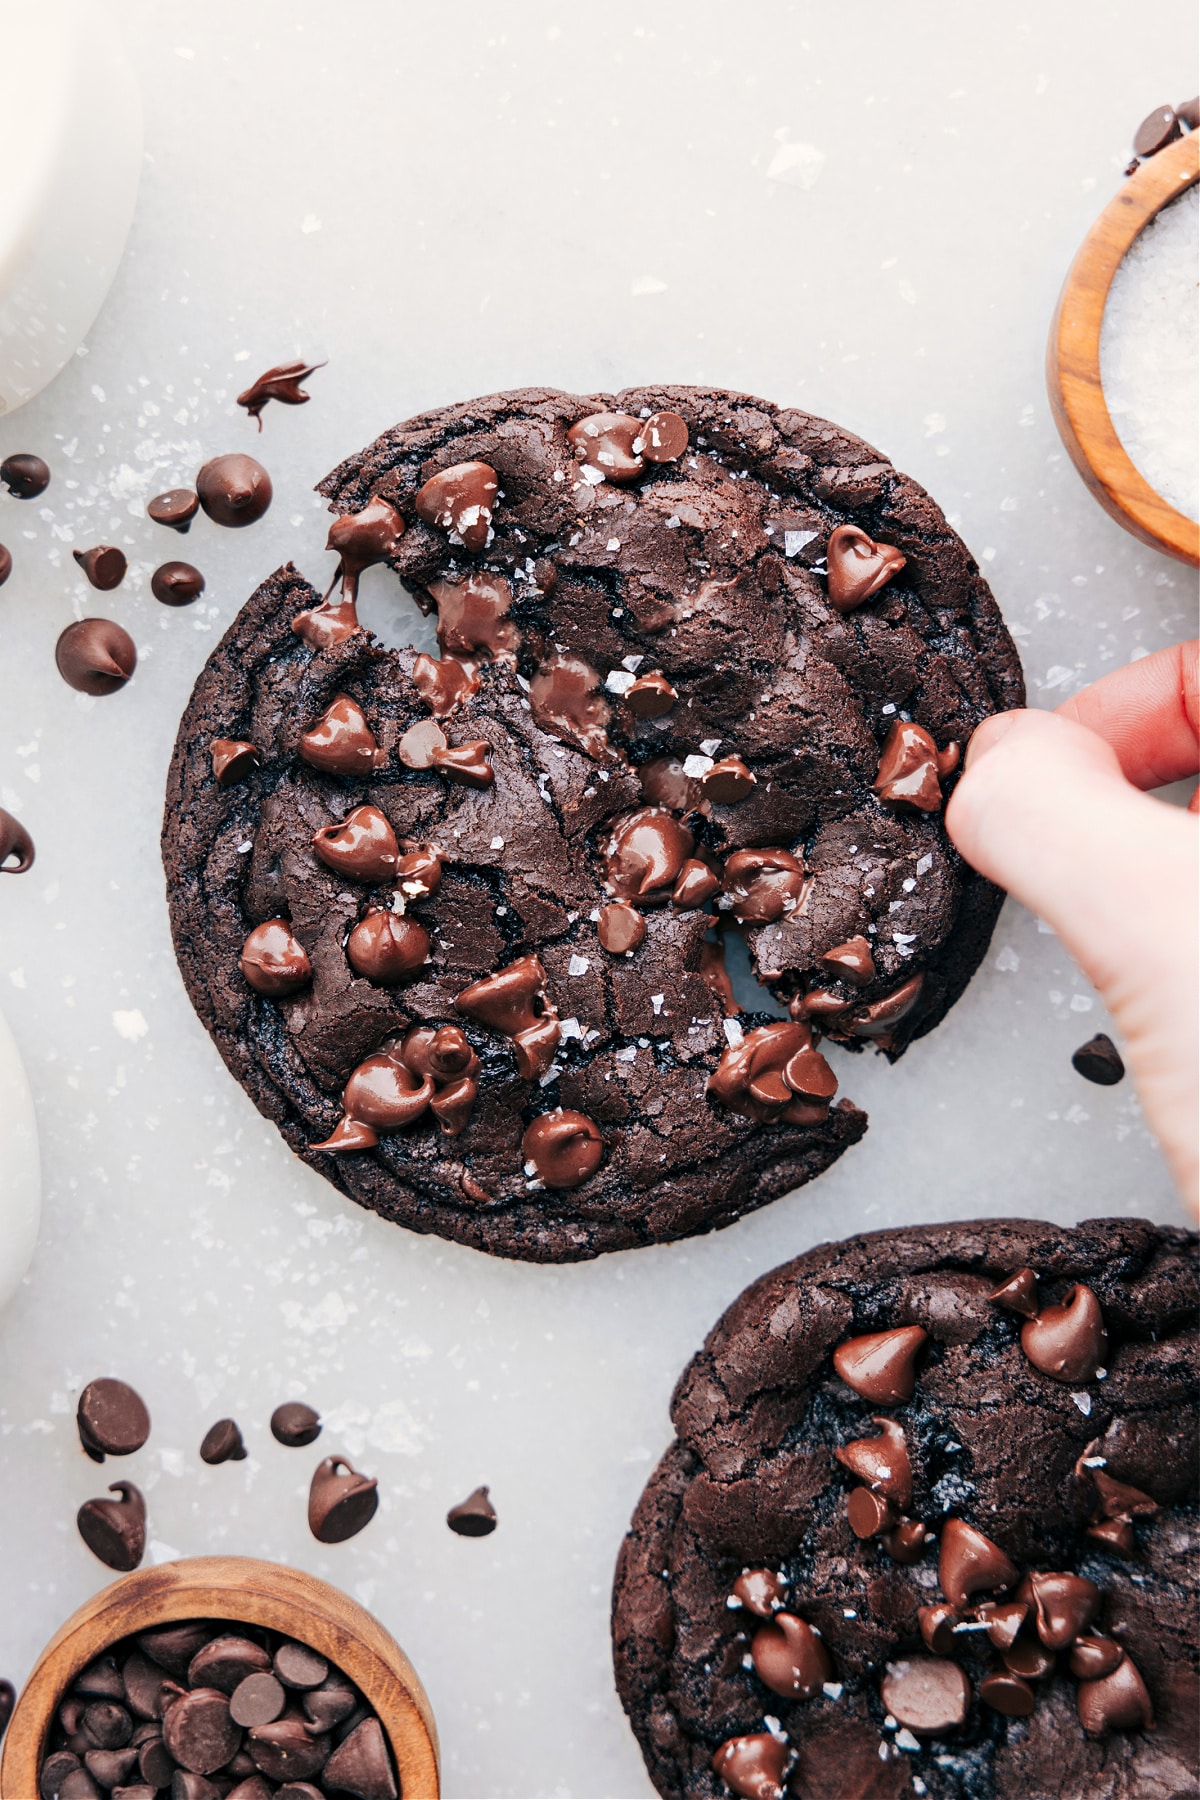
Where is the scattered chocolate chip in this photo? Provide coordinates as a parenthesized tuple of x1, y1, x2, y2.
(730, 1569, 786, 1618)
(196, 454, 272, 528)
(846, 1487, 895, 1538)
(55, 619, 137, 696)
(270, 1402, 321, 1447)
(825, 522, 905, 611)
(312, 805, 399, 882)
(188, 1637, 271, 1695)
(322, 1716, 398, 1800)
(73, 546, 127, 591)
(1178, 96, 1200, 131)
(300, 696, 384, 777)
(624, 670, 677, 718)
(1072, 1032, 1125, 1086)
(835, 1417, 912, 1506)
(446, 1485, 497, 1537)
(918, 1603, 959, 1656)
(77, 1379, 151, 1461)
(1021, 1570, 1100, 1649)
(77, 1482, 146, 1572)
(1133, 104, 1181, 158)
(147, 489, 199, 532)
(151, 561, 205, 607)
(237, 359, 324, 428)
(0, 1677, 15, 1739)
(0, 544, 11, 585)
(1020, 1282, 1107, 1383)
(415, 460, 499, 553)
(832, 1326, 927, 1405)
(308, 1455, 379, 1543)
(346, 910, 429, 984)
(0, 807, 34, 873)
(635, 410, 689, 463)
(974, 1600, 1028, 1651)
(700, 755, 756, 804)
(711, 1731, 788, 1800)
(229, 1673, 284, 1729)
(597, 901, 646, 955)
(881, 1654, 970, 1733)
(199, 1418, 246, 1465)
(210, 739, 260, 787)
(988, 1266, 1039, 1317)
(1077, 1652, 1154, 1735)
(980, 1667, 1035, 1716)
(882, 1519, 928, 1564)
(522, 1109, 604, 1189)
(273, 1642, 328, 1690)
(1002, 1634, 1056, 1681)
(938, 1518, 1019, 1608)
(162, 1688, 239, 1775)
(1, 453, 50, 498)
(239, 920, 312, 997)
(1070, 1636, 1125, 1680)
(750, 1613, 833, 1699)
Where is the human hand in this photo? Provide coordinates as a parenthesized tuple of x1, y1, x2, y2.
(946, 640, 1199, 1215)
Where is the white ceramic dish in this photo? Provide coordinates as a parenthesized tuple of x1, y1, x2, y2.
(0, 0, 142, 417)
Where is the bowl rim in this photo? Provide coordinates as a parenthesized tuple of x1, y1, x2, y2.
(0, 1554, 440, 1798)
(1046, 129, 1200, 567)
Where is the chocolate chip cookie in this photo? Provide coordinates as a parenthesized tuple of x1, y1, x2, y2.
(164, 386, 1022, 1262)
(612, 1217, 1199, 1799)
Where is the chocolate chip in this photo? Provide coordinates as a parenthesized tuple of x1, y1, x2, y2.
(312, 805, 399, 882)
(0, 807, 35, 874)
(301, 1679, 359, 1733)
(1020, 1282, 1107, 1383)
(55, 619, 137, 696)
(1071, 1032, 1125, 1086)
(604, 808, 694, 903)
(77, 1379, 151, 1461)
(528, 654, 610, 757)
(1, 453, 50, 498)
(430, 571, 518, 660)
(708, 1021, 836, 1126)
(272, 1643, 328, 1690)
(1178, 96, 1200, 131)
(151, 562, 205, 607)
(1020, 1570, 1100, 1649)
(638, 754, 698, 812)
(77, 1658, 125, 1700)
(1069, 1636, 1125, 1680)
(395, 844, 443, 899)
(199, 1418, 247, 1465)
(397, 718, 448, 769)
(188, 1638, 271, 1695)
(334, 1049, 434, 1138)
(918, 1603, 959, 1656)
(523, 1109, 604, 1189)
(162, 1688, 240, 1775)
(729, 1569, 786, 1618)
(83, 1746, 139, 1787)
(300, 697, 384, 777)
(835, 1418, 912, 1507)
(1077, 1653, 1154, 1735)
(567, 412, 644, 485)
(1133, 104, 1181, 157)
(196, 454, 272, 528)
(412, 652, 479, 717)
(635, 410, 689, 463)
(882, 1519, 928, 1564)
(722, 848, 808, 926)
(77, 1482, 146, 1571)
(988, 1266, 1039, 1317)
(700, 756, 756, 804)
(122, 1651, 175, 1719)
(229, 1674, 284, 1729)
(171, 1775, 222, 1800)
(818, 936, 876, 987)
(1090, 1467, 1158, 1522)
(1002, 1635, 1056, 1681)
(136, 1624, 214, 1677)
(937, 1518, 1019, 1608)
(147, 489, 199, 531)
(210, 739, 260, 787)
(825, 523, 905, 611)
(326, 498, 406, 596)
(239, 920, 312, 997)
(138, 1735, 174, 1787)
(624, 670, 677, 718)
(307, 1456, 379, 1543)
(750, 1613, 833, 1699)
(82, 1701, 133, 1748)
(291, 592, 361, 649)
(710, 1732, 789, 1800)
(1086, 1517, 1136, 1556)
(275, 1785, 325, 1800)
(0, 544, 10, 585)
(979, 1668, 1035, 1716)
(322, 1716, 398, 1800)
(597, 901, 646, 955)
(455, 955, 561, 1080)
(52, 1767, 100, 1799)
(671, 859, 721, 910)
(73, 547, 127, 591)
(346, 911, 429, 984)
(270, 1403, 321, 1447)
(831, 1325, 927, 1405)
(236, 359, 324, 428)
(881, 1654, 969, 1733)
(247, 1716, 329, 1783)
(446, 1485, 497, 1537)
(974, 1600, 1028, 1651)
(873, 719, 944, 812)
(846, 1487, 895, 1538)
(415, 460, 499, 553)
(845, 971, 926, 1040)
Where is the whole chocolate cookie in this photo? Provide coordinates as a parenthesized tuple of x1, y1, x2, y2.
(164, 386, 1021, 1262)
(612, 1218, 1199, 1800)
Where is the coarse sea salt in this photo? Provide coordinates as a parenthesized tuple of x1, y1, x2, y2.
(1099, 185, 1199, 521)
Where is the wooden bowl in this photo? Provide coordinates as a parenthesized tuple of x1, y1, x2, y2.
(1047, 129, 1200, 566)
(0, 1555, 440, 1798)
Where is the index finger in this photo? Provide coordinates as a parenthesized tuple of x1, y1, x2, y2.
(1056, 639, 1199, 790)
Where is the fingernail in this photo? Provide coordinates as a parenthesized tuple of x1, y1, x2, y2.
(964, 710, 1024, 769)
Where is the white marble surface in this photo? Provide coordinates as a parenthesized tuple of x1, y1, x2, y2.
(0, 5, 1196, 1796)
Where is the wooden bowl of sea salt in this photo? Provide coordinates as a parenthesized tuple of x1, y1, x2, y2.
(1047, 125, 1199, 566)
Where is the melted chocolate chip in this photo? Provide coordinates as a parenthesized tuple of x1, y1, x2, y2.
(236, 358, 324, 427)
(55, 619, 137, 695)
(604, 808, 695, 903)
(750, 1613, 833, 1699)
(700, 756, 756, 804)
(0, 453, 50, 498)
(431, 738, 494, 788)
(455, 956, 560, 1078)
(151, 561, 205, 606)
(146, 489, 198, 531)
(1020, 1283, 1107, 1383)
(672, 859, 721, 910)
(873, 719, 944, 812)
(199, 1419, 246, 1465)
(568, 412, 644, 485)
(413, 652, 479, 717)
(77, 1379, 151, 1461)
(397, 718, 448, 770)
(429, 571, 517, 660)
(326, 497, 406, 593)
(988, 1266, 1039, 1317)
(938, 1518, 1019, 1608)
(834, 1417, 912, 1506)
(196, 454, 272, 527)
(415, 460, 499, 554)
(722, 849, 807, 926)
(831, 1326, 927, 1406)
(708, 1021, 836, 1126)
(730, 1569, 787, 1618)
(710, 1731, 789, 1800)
(291, 593, 362, 648)
(638, 755, 698, 812)
(312, 805, 399, 882)
(73, 546, 127, 591)
(270, 1403, 320, 1447)
(847, 973, 925, 1039)
(624, 670, 677, 718)
(825, 523, 905, 611)
(77, 1482, 146, 1571)
(597, 901, 646, 954)
(634, 410, 689, 463)
(346, 911, 429, 984)
(0, 808, 34, 874)
(1086, 1516, 1137, 1557)
(395, 844, 444, 898)
(975, 1600, 1028, 1651)
(1072, 1032, 1125, 1086)
(308, 1456, 378, 1543)
(446, 1485, 497, 1537)
(239, 921, 312, 997)
(340, 1051, 434, 1132)
(881, 1655, 969, 1733)
(818, 936, 876, 986)
(523, 1109, 603, 1189)
(210, 739, 260, 787)
(529, 654, 611, 759)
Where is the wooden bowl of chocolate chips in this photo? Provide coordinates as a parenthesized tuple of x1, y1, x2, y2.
(0, 1556, 439, 1799)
